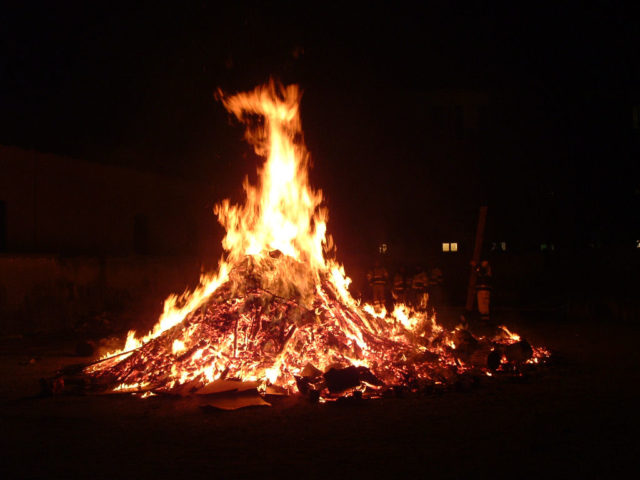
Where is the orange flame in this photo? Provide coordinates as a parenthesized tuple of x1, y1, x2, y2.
(91, 80, 549, 396)
(216, 82, 329, 273)
(98, 81, 347, 362)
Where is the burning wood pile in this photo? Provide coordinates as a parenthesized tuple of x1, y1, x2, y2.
(78, 81, 549, 402)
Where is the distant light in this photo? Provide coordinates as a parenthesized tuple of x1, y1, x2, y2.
(442, 242, 457, 252)
(636, 240, 640, 249)
(379, 243, 388, 254)
(492, 241, 507, 252)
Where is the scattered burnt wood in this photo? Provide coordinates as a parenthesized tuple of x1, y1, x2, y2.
(504, 339, 534, 364)
(301, 363, 322, 379)
(324, 366, 383, 394)
(335, 389, 364, 404)
(294, 375, 313, 395)
(452, 328, 479, 360)
(487, 349, 501, 371)
(69, 252, 549, 402)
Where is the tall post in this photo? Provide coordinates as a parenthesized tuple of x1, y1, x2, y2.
(466, 206, 488, 311)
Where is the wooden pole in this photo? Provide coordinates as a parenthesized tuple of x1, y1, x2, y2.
(465, 206, 488, 311)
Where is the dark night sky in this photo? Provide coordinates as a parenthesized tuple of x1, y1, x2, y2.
(1, 2, 639, 255)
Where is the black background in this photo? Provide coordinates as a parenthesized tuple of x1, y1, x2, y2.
(2, 2, 639, 256)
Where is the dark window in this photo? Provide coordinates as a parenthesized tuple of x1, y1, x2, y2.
(430, 105, 444, 131)
(478, 106, 489, 129)
(454, 105, 464, 137)
(0, 201, 6, 252)
(491, 241, 507, 252)
(133, 214, 149, 254)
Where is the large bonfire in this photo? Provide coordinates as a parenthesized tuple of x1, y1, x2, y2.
(85, 81, 548, 399)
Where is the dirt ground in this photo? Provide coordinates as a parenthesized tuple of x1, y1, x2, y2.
(1, 309, 638, 479)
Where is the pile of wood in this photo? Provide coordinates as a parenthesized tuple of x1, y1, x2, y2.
(48, 254, 548, 401)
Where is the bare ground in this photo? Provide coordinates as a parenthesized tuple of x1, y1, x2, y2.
(1, 309, 638, 479)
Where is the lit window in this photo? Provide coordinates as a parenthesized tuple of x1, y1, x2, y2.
(442, 242, 458, 252)
(379, 243, 388, 254)
(492, 241, 507, 252)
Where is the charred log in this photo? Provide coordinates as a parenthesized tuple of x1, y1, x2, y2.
(323, 366, 383, 394)
(504, 339, 533, 364)
(452, 328, 479, 360)
(487, 349, 501, 371)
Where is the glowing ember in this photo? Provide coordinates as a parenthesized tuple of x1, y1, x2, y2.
(85, 81, 549, 399)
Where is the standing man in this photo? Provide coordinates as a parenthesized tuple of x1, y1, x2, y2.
(429, 266, 444, 310)
(391, 267, 407, 305)
(472, 260, 492, 322)
(367, 259, 388, 312)
(411, 266, 429, 311)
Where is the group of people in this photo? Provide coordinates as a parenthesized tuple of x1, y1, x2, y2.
(367, 261, 444, 312)
(367, 258, 494, 320)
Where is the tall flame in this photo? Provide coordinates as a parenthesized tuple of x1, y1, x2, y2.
(216, 82, 329, 272)
(91, 81, 549, 395)
(109, 80, 342, 356)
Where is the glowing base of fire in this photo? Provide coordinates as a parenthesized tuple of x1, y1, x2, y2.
(86, 254, 549, 399)
(83, 81, 549, 400)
